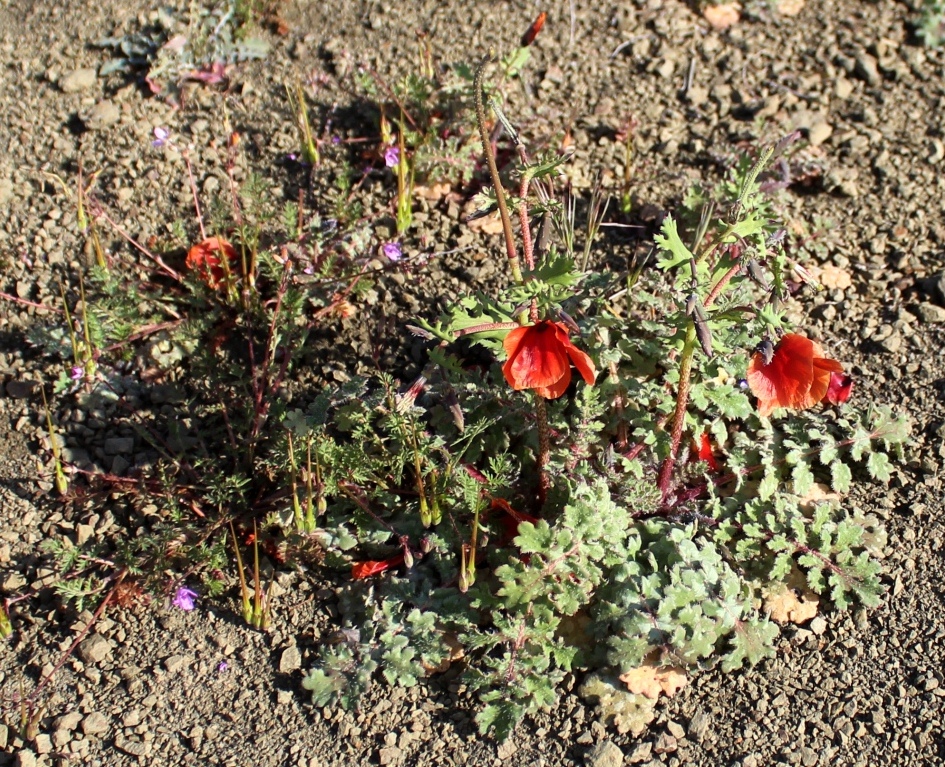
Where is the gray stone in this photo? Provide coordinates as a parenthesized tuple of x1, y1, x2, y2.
(688, 709, 711, 741)
(628, 741, 652, 764)
(854, 52, 880, 86)
(378, 746, 403, 765)
(78, 634, 112, 664)
(82, 100, 120, 130)
(165, 654, 189, 673)
(585, 740, 624, 767)
(80, 711, 109, 736)
(915, 302, 945, 324)
(5, 380, 36, 399)
(279, 645, 302, 673)
(33, 733, 52, 754)
(53, 711, 82, 732)
(808, 121, 833, 146)
(104, 437, 134, 455)
(115, 733, 149, 756)
(60, 68, 97, 93)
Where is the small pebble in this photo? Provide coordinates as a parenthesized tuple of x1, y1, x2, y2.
(60, 67, 97, 93)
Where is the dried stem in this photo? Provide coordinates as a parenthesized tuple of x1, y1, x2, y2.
(474, 55, 522, 284)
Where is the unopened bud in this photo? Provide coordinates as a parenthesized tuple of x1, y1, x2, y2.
(744, 259, 770, 291)
(757, 339, 775, 366)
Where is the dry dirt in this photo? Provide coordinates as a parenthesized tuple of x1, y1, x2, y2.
(2, 0, 945, 766)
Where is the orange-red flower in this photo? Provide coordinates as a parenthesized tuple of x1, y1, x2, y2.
(186, 237, 237, 289)
(747, 333, 843, 417)
(351, 553, 405, 580)
(502, 320, 596, 399)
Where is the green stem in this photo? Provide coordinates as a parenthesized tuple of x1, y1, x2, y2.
(474, 55, 522, 284)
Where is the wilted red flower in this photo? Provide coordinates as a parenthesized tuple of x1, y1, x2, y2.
(823, 371, 854, 406)
(490, 498, 540, 546)
(351, 553, 405, 580)
(521, 11, 547, 46)
(696, 432, 719, 471)
(502, 320, 596, 399)
(186, 237, 237, 289)
(747, 333, 843, 417)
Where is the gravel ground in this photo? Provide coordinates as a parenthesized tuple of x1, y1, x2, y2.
(2, 0, 945, 765)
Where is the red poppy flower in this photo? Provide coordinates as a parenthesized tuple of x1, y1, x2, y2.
(747, 333, 843, 417)
(823, 371, 854, 406)
(351, 553, 405, 580)
(186, 237, 237, 289)
(502, 320, 596, 399)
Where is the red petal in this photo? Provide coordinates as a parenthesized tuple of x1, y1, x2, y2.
(697, 432, 719, 471)
(555, 324, 597, 385)
(521, 11, 547, 46)
(502, 322, 569, 392)
(823, 372, 854, 405)
(748, 333, 844, 416)
(351, 553, 405, 580)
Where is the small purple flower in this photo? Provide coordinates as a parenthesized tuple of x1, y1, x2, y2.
(172, 586, 198, 611)
(70, 365, 84, 381)
(152, 126, 170, 148)
(216, 661, 229, 673)
(331, 136, 342, 145)
(384, 145, 400, 168)
(382, 242, 403, 262)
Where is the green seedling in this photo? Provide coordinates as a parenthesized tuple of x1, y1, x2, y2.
(394, 122, 414, 235)
(39, 384, 67, 496)
(286, 80, 320, 165)
(0, 602, 12, 638)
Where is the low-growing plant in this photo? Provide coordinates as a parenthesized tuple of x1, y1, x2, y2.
(12, 39, 909, 745)
(917, 0, 945, 47)
(96, 1, 271, 96)
(299, 59, 907, 738)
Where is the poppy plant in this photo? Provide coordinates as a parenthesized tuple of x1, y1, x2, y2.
(502, 320, 596, 399)
(747, 333, 843, 417)
(186, 237, 237, 289)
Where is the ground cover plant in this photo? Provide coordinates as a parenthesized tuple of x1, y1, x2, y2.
(3, 13, 911, 749)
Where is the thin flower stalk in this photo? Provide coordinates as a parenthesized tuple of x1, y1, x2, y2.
(474, 54, 522, 284)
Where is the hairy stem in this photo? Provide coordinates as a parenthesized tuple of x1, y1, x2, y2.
(535, 395, 550, 509)
(657, 323, 697, 501)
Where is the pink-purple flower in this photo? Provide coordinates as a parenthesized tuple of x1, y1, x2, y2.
(70, 365, 84, 381)
(384, 145, 400, 168)
(382, 242, 403, 262)
(152, 127, 170, 148)
(172, 586, 198, 611)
